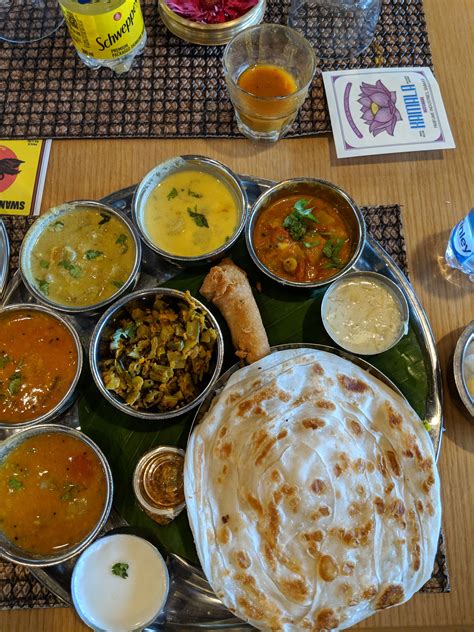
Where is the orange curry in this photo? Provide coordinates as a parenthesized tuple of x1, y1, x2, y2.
(0, 433, 107, 555)
(253, 194, 353, 282)
(0, 309, 78, 423)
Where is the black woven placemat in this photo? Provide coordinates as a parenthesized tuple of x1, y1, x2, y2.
(0, 0, 432, 139)
(0, 204, 449, 609)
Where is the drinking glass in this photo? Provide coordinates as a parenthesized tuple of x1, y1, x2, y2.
(223, 24, 317, 143)
(287, 0, 382, 60)
(0, 0, 64, 44)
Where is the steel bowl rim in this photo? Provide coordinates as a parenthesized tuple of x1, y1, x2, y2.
(0, 423, 113, 567)
(320, 270, 410, 356)
(245, 177, 366, 289)
(131, 155, 248, 265)
(0, 303, 83, 430)
(89, 287, 225, 420)
(453, 320, 474, 416)
(19, 200, 142, 315)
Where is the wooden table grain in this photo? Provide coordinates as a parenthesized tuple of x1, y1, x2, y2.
(1, 0, 473, 629)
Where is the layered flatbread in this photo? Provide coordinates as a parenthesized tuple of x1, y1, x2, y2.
(185, 349, 441, 631)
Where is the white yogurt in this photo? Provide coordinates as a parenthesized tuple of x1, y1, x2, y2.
(72, 534, 169, 632)
(322, 275, 407, 355)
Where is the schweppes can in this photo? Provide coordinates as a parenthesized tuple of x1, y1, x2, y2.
(59, 0, 147, 74)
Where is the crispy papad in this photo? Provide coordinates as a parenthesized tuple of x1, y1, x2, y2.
(184, 349, 441, 631)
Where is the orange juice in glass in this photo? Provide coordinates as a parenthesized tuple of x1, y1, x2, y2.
(223, 24, 316, 142)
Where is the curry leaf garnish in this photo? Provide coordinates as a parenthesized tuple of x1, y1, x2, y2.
(39, 260, 49, 269)
(36, 278, 50, 296)
(188, 189, 202, 199)
(8, 371, 22, 396)
(111, 280, 124, 289)
(111, 562, 129, 579)
(187, 206, 209, 228)
(50, 220, 64, 232)
(167, 188, 178, 201)
(8, 477, 23, 491)
(99, 213, 111, 225)
(0, 353, 10, 369)
(84, 250, 103, 260)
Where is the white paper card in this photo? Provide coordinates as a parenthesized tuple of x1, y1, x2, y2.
(322, 67, 455, 158)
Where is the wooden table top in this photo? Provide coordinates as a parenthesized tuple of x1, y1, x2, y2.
(1, 0, 473, 629)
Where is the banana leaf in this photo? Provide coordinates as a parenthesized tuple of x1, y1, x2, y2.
(79, 238, 428, 563)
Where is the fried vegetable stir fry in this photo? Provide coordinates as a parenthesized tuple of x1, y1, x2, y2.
(99, 292, 217, 412)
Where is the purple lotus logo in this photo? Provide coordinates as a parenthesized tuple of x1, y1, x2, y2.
(358, 80, 402, 137)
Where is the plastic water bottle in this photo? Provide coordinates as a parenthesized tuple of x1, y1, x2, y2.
(445, 209, 474, 281)
(59, 0, 147, 74)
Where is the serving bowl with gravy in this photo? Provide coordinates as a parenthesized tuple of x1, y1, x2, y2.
(132, 155, 248, 266)
(0, 424, 113, 567)
(246, 178, 365, 288)
(0, 304, 83, 430)
(20, 201, 142, 314)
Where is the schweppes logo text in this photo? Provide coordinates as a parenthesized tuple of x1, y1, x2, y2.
(96, 0, 139, 51)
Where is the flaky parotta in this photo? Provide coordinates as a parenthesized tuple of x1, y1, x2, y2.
(185, 349, 441, 631)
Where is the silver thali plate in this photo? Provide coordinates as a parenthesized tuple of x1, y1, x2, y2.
(0, 219, 9, 301)
(0, 176, 443, 630)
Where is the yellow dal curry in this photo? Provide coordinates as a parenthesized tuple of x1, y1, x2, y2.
(143, 171, 238, 257)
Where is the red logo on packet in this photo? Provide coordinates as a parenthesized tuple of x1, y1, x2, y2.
(113, 12, 121, 20)
(0, 146, 24, 194)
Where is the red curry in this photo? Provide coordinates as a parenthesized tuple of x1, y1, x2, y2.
(0, 309, 78, 423)
(253, 194, 353, 282)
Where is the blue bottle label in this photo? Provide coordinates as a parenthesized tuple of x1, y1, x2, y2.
(451, 212, 474, 264)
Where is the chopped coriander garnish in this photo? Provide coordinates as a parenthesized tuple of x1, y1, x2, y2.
(0, 353, 10, 369)
(115, 234, 128, 254)
(8, 371, 22, 396)
(322, 237, 345, 267)
(167, 187, 178, 201)
(8, 477, 23, 491)
(98, 213, 111, 225)
(423, 420, 431, 432)
(39, 259, 49, 269)
(59, 260, 83, 278)
(84, 250, 103, 260)
(187, 206, 209, 228)
(36, 278, 50, 296)
(111, 562, 129, 579)
(50, 220, 64, 232)
(283, 199, 319, 241)
(188, 188, 202, 198)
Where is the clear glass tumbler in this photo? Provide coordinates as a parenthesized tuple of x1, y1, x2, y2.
(0, 0, 64, 44)
(287, 0, 382, 60)
(223, 24, 317, 143)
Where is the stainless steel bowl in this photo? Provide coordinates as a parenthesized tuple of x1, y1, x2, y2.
(132, 155, 248, 267)
(89, 288, 225, 420)
(453, 320, 474, 417)
(158, 0, 266, 46)
(245, 178, 366, 288)
(321, 271, 409, 356)
(0, 303, 83, 430)
(0, 424, 113, 567)
(20, 200, 142, 315)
